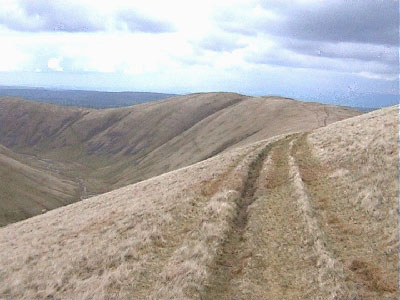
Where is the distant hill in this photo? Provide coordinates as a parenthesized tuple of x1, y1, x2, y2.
(0, 93, 360, 226)
(353, 107, 379, 113)
(0, 87, 176, 108)
(0, 105, 397, 299)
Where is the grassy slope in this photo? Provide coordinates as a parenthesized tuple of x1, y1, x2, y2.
(0, 94, 359, 225)
(217, 106, 398, 299)
(0, 93, 244, 155)
(0, 106, 397, 299)
(0, 145, 80, 226)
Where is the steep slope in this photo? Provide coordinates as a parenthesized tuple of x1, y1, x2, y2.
(0, 93, 243, 155)
(112, 96, 358, 187)
(0, 145, 80, 226)
(0, 94, 359, 190)
(0, 106, 397, 299)
(0, 94, 359, 225)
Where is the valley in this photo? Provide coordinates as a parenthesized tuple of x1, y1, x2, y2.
(0, 93, 359, 226)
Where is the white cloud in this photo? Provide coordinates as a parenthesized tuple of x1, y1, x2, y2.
(356, 72, 398, 81)
(0, 41, 31, 71)
(0, 0, 396, 105)
(47, 57, 63, 71)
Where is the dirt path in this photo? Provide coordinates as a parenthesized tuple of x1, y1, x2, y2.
(221, 134, 333, 299)
(322, 105, 329, 126)
(201, 134, 351, 299)
(201, 142, 274, 299)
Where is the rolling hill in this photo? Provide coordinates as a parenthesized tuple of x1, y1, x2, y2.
(0, 93, 360, 226)
(0, 105, 397, 299)
(0, 93, 359, 224)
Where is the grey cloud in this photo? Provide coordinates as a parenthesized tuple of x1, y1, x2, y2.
(266, 0, 399, 46)
(2, 0, 105, 32)
(245, 47, 397, 79)
(217, 0, 399, 46)
(282, 39, 398, 65)
(171, 47, 213, 67)
(216, 7, 282, 37)
(196, 34, 246, 52)
(175, 55, 212, 67)
(215, 0, 398, 79)
(117, 10, 175, 33)
(0, 0, 175, 33)
(213, 9, 258, 36)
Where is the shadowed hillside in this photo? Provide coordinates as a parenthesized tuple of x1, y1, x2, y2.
(0, 106, 397, 299)
(0, 145, 80, 226)
(0, 93, 359, 225)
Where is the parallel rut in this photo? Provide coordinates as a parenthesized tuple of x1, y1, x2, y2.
(201, 133, 348, 299)
(201, 142, 274, 299)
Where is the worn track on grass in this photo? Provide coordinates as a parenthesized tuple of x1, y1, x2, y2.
(201, 137, 295, 299)
(201, 142, 273, 299)
(202, 133, 349, 299)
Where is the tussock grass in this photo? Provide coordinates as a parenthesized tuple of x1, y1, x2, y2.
(297, 106, 399, 298)
(289, 137, 347, 299)
(214, 107, 398, 299)
(0, 104, 394, 299)
(152, 190, 240, 299)
(0, 140, 267, 300)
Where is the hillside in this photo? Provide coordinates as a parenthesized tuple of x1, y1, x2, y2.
(0, 94, 358, 159)
(0, 106, 397, 299)
(0, 145, 80, 226)
(0, 93, 360, 226)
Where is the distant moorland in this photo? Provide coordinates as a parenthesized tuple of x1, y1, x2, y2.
(0, 86, 176, 108)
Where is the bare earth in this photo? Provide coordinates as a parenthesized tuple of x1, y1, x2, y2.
(0, 105, 397, 299)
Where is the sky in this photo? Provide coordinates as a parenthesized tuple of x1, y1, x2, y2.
(0, 0, 398, 107)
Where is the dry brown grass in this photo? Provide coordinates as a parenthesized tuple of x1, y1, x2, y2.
(297, 106, 399, 298)
(224, 135, 343, 299)
(0, 94, 360, 224)
(0, 145, 80, 226)
(0, 102, 395, 299)
(202, 106, 398, 299)
(0, 139, 270, 300)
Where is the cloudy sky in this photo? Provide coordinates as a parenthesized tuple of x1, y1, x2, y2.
(0, 0, 398, 107)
